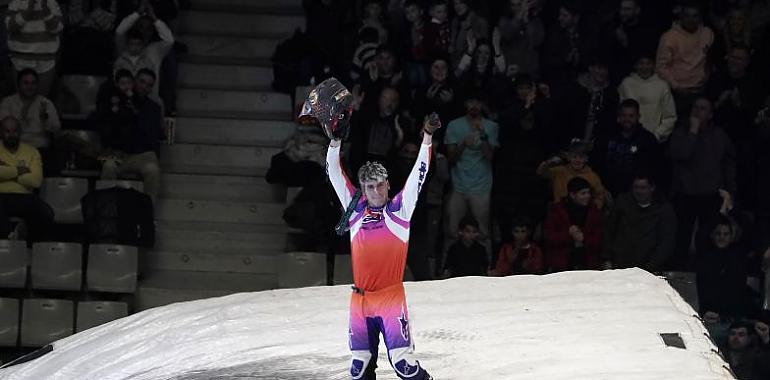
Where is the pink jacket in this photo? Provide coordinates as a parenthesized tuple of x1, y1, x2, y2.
(655, 22, 714, 91)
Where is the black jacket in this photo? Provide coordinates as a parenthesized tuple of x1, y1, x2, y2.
(81, 188, 155, 247)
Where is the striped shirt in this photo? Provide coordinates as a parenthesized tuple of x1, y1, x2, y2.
(5, 0, 63, 73)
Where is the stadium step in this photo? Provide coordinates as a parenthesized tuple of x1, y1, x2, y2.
(159, 143, 281, 177)
(136, 270, 278, 310)
(176, 88, 292, 115)
(173, 117, 297, 147)
(180, 34, 279, 61)
(179, 10, 304, 38)
(155, 198, 285, 225)
(178, 62, 273, 91)
(160, 173, 285, 203)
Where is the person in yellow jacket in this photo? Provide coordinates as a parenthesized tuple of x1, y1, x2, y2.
(537, 139, 608, 210)
(0, 116, 53, 242)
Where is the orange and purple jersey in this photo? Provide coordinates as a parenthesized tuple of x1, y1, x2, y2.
(326, 142, 431, 292)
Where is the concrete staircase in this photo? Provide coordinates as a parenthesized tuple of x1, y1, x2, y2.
(136, 0, 305, 310)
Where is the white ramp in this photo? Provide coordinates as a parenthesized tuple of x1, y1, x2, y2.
(0, 269, 733, 379)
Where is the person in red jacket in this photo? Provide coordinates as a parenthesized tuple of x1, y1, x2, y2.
(494, 216, 544, 276)
(544, 177, 603, 272)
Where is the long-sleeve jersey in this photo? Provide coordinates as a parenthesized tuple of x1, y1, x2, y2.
(327, 142, 431, 292)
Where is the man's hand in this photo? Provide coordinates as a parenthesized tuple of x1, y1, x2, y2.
(569, 225, 584, 242)
(423, 112, 442, 135)
(755, 321, 770, 345)
(703, 311, 720, 324)
(438, 88, 453, 103)
(329, 138, 342, 148)
(462, 133, 477, 147)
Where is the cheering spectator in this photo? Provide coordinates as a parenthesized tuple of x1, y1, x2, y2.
(5, 0, 63, 97)
(496, 0, 544, 79)
(591, 99, 661, 196)
(443, 94, 499, 264)
(411, 56, 459, 125)
(356, 46, 407, 113)
(669, 97, 736, 270)
(602, 173, 676, 272)
(543, 176, 603, 272)
(559, 58, 619, 144)
(113, 1, 174, 104)
(453, 29, 506, 108)
(542, 2, 597, 96)
(618, 53, 677, 141)
(449, 0, 489, 68)
(349, 26, 382, 83)
(537, 139, 607, 210)
(348, 86, 406, 173)
(0, 116, 53, 243)
(442, 216, 489, 278)
(720, 320, 770, 380)
(656, 1, 714, 115)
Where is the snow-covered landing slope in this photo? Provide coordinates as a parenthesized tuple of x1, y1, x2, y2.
(0, 268, 733, 379)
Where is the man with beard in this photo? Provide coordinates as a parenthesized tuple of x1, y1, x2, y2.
(0, 116, 53, 242)
(591, 99, 661, 196)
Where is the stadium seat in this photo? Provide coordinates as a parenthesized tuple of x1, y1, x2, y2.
(0, 298, 20, 347)
(31, 242, 82, 291)
(333, 254, 353, 285)
(278, 251, 327, 288)
(86, 244, 138, 293)
(56, 75, 107, 118)
(76, 301, 128, 333)
(0, 240, 29, 288)
(40, 177, 89, 223)
(20, 299, 74, 347)
(95, 179, 144, 193)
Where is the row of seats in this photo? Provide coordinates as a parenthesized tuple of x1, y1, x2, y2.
(0, 298, 127, 347)
(0, 241, 138, 293)
(40, 178, 144, 224)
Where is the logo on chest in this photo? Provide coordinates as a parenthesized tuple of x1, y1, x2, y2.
(361, 208, 384, 225)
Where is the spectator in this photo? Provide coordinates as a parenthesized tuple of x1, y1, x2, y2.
(496, 0, 544, 79)
(542, 2, 597, 97)
(423, 0, 451, 59)
(543, 176, 602, 272)
(348, 86, 405, 173)
(411, 56, 460, 126)
(495, 74, 553, 239)
(0, 116, 53, 242)
(356, 46, 407, 113)
(443, 94, 498, 264)
(397, 0, 429, 87)
(536, 139, 607, 210)
(591, 99, 661, 196)
(449, 0, 489, 68)
(0, 68, 60, 158)
(721, 320, 770, 380)
(113, 2, 174, 104)
(601, 0, 660, 85)
(602, 173, 677, 272)
(5, 0, 63, 97)
(99, 68, 163, 202)
(453, 31, 506, 108)
(559, 58, 619, 144)
(669, 97, 736, 270)
(357, 0, 389, 47)
(708, 45, 767, 208)
(493, 216, 544, 276)
(655, 1, 714, 115)
(618, 53, 678, 142)
(712, 7, 753, 64)
(442, 216, 488, 278)
(349, 26, 382, 83)
(696, 217, 754, 320)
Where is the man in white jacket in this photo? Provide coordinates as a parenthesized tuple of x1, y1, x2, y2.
(618, 54, 677, 142)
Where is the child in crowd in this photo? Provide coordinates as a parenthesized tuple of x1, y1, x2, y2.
(442, 216, 488, 278)
(536, 139, 607, 209)
(494, 216, 544, 276)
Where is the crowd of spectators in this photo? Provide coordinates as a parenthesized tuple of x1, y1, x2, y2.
(0, 0, 180, 247)
(290, 0, 770, 376)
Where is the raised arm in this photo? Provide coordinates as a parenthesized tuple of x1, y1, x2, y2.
(326, 139, 357, 208)
(394, 133, 433, 221)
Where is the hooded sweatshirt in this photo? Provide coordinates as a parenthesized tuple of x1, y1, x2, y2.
(655, 22, 714, 91)
(618, 73, 678, 141)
